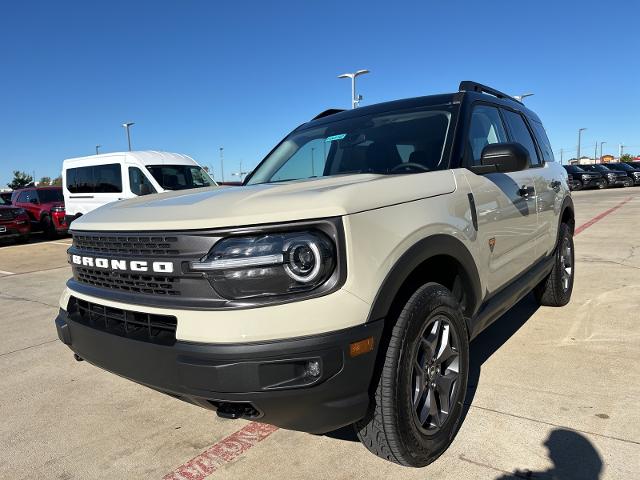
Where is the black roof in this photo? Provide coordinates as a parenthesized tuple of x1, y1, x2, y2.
(302, 81, 541, 130)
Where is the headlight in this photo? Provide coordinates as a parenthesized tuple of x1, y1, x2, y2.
(51, 206, 65, 213)
(580, 174, 591, 180)
(606, 173, 615, 178)
(190, 230, 337, 300)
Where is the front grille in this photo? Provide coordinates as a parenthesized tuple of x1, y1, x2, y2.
(0, 210, 15, 221)
(75, 267, 180, 296)
(67, 296, 177, 345)
(72, 234, 180, 256)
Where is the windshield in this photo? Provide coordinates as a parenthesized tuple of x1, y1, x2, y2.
(612, 163, 634, 171)
(0, 196, 9, 206)
(247, 106, 454, 185)
(39, 189, 63, 203)
(146, 165, 214, 190)
(566, 165, 585, 173)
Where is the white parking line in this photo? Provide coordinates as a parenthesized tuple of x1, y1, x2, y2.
(0, 269, 15, 275)
(48, 242, 73, 246)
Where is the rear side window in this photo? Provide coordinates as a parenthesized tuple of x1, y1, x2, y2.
(66, 164, 122, 193)
(467, 105, 508, 165)
(502, 110, 541, 166)
(17, 190, 35, 203)
(531, 122, 555, 163)
(129, 167, 156, 196)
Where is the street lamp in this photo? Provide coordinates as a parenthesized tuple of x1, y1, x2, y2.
(219, 147, 224, 183)
(577, 128, 587, 164)
(513, 93, 534, 102)
(337, 69, 370, 109)
(599, 141, 606, 163)
(231, 160, 250, 182)
(95, 144, 101, 155)
(122, 122, 135, 151)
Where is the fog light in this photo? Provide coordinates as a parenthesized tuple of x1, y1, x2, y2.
(306, 360, 321, 377)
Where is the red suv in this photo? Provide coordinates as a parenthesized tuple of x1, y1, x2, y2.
(0, 195, 31, 243)
(11, 186, 68, 237)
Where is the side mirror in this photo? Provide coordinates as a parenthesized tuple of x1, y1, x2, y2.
(472, 142, 530, 174)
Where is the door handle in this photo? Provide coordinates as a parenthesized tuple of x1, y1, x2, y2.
(518, 185, 535, 198)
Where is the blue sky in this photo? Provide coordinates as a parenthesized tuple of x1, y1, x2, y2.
(1, 0, 638, 186)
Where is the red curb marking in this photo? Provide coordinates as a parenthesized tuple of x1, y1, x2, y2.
(162, 195, 633, 479)
(574, 196, 633, 236)
(163, 422, 278, 480)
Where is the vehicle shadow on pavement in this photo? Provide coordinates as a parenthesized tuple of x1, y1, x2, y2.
(324, 293, 542, 444)
(494, 428, 603, 480)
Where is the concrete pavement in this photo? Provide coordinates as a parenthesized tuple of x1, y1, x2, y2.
(1, 188, 638, 479)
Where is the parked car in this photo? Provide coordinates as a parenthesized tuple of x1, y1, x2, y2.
(62, 151, 217, 225)
(605, 162, 640, 186)
(581, 164, 632, 187)
(11, 186, 67, 237)
(56, 81, 575, 466)
(0, 195, 31, 243)
(627, 161, 640, 170)
(563, 165, 605, 190)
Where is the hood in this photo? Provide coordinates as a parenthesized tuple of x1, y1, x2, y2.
(72, 171, 457, 231)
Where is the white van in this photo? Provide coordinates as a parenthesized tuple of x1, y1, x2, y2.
(62, 151, 216, 224)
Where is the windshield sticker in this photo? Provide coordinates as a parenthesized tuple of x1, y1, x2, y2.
(325, 133, 346, 142)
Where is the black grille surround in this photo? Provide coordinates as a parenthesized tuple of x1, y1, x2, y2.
(67, 219, 347, 310)
(0, 209, 15, 221)
(67, 296, 177, 345)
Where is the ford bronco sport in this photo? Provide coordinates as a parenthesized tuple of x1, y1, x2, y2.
(55, 81, 574, 467)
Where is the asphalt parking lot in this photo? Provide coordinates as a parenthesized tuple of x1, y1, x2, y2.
(1, 187, 639, 480)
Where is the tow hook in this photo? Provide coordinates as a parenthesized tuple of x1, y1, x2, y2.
(73, 353, 84, 362)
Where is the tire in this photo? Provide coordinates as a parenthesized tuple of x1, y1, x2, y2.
(354, 283, 469, 467)
(534, 223, 574, 307)
(573, 180, 583, 191)
(623, 179, 633, 188)
(597, 181, 606, 190)
(41, 215, 57, 239)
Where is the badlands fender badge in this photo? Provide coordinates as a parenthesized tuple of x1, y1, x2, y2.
(488, 237, 496, 253)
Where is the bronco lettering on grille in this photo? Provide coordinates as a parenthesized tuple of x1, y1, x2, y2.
(70, 255, 174, 273)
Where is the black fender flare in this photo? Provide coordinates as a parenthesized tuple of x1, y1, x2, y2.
(557, 195, 575, 242)
(366, 234, 482, 324)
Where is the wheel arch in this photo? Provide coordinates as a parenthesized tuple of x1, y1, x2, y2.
(366, 234, 482, 332)
(559, 195, 575, 237)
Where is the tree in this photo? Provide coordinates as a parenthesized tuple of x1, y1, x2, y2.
(51, 176, 62, 186)
(7, 171, 33, 190)
(620, 153, 634, 163)
(39, 176, 51, 185)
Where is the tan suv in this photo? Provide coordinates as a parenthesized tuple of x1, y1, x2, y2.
(55, 81, 574, 466)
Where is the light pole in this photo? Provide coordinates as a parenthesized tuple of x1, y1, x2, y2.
(337, 69, 370, 109)
(122, 122, 135, 151)
(513, 93, 534, 102)
(95, 144, 101, 155)
(231, 160, 250, 182)
(577, 128, 587, 164)
(599, 141, 606, 162)
(219, 147, 224, 183)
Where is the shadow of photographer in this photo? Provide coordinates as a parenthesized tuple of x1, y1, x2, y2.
(496, 428, 603, 480)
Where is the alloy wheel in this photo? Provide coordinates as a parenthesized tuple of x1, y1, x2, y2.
(411, 315, 460, 434)
(560, 236, 573, 292)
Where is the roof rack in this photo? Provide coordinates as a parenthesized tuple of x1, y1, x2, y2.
(312, 108, 345, 120)
(458, 81, 522, 104)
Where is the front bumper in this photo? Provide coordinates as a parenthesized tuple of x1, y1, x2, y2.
(0, 220, 30, 237)
(55, 307, 383, 434)
(581, 177, 605, 188)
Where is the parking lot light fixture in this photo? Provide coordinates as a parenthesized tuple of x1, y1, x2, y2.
(337, 69, 370, 109)
(122, 122, 135, 151)
(513, 93, 534, 102)
(95, 144, 101, 155)
(577, 128, 587, 164)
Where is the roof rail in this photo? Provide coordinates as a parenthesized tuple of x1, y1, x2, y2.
(312, 108, 345, 120)
(458, 81, 522, 104)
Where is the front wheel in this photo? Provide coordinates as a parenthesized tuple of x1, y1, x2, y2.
(534, 223, 574, 306)
(354, 283, 469, 467)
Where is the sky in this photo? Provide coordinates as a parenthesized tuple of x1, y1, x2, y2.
(1, 0, 639, 187)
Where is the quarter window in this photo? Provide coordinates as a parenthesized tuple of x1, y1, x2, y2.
(531, 122, 555, 163)
(502, 110, 541, 166)
(467, 105, 508, 165)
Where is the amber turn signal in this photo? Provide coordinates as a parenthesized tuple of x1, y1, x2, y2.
(349, 336, 375, 357)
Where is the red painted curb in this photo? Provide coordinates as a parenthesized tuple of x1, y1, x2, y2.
(574, 196, 632, 236)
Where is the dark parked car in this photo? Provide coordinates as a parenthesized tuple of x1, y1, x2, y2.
(627, 161, 640, 170)
(581, 164, 631, 187)
(11, 186, 68, 237)
(606, 162, 640, 186)
(563, 165, 605, 190)
(0, 195, 31, 243)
